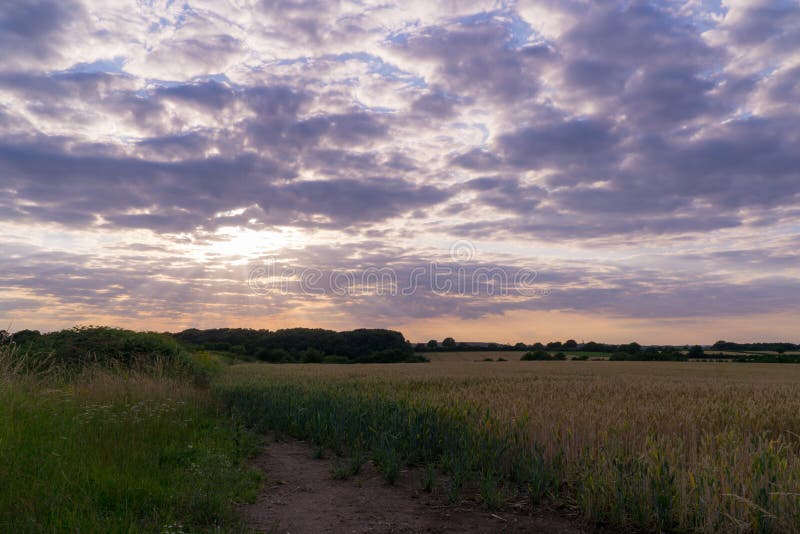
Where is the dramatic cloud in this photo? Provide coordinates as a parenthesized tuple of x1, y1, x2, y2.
(1, 0, 799, 341)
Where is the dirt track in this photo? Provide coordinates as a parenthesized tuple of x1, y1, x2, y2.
(241, 439, 593, 534)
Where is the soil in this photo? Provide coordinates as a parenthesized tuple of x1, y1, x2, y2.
(240, 438, 597, 534)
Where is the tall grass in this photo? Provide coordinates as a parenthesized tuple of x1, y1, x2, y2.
(219, 361, 800, 532)
(0, 343, 260, 533)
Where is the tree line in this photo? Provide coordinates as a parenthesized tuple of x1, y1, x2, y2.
(173, 327, 423, 363)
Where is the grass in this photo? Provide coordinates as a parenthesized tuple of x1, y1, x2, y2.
(218, 359, 800, 533)
(0, 343, 261, 533)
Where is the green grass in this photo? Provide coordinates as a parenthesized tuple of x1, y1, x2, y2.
(0, 346, 261, 533)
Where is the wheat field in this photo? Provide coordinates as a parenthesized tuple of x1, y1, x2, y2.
(220, 358, 800, 532)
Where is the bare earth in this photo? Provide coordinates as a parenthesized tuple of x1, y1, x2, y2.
(241, 439, 595, 534)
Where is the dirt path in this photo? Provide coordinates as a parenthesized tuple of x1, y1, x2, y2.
(241, 439, 593, 534)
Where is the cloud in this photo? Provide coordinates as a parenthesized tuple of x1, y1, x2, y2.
(0, 0, 87, 68)
(391, 19, 543, 103)
(1, 0, 799, 335)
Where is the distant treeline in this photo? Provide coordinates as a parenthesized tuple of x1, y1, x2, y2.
(421, 337, 800, 363)
(711, 340, 799, 352)
(418, 338, 674, 354)
(5, 328, 799, 366)
(172, 327, 423, 364)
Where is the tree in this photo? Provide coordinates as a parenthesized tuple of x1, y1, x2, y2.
(620, 342, 641, 354)
(10, 329, 41, 345)
(546, 341, 562, 349)
(442, 337, 456, 349)
(687, 345, 704, 359)
(514, 342, 528, 350)
(427, 339, 438, 350)
(564, 339, 578, 350)
(302, 347, 325, 363)
(532, 342, 544, 350)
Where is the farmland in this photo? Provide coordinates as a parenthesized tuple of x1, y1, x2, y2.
(220, 357, 800, 533)
(4, 328, 800, 532)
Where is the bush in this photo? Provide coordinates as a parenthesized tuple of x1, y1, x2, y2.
(355, 348, 426, 363)
(10, 326, 189, 375)
(256, 348, 291, 362)
(521, 350, 552, 361)
(302, 348, 325, 363)
(687, 345, 705, 359)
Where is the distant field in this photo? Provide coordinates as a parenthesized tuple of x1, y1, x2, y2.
(221, 360, 800, 532)
(423, 350, 612, 361)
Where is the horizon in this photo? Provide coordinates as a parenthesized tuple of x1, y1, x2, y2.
(2, 1, 800, 344)
(6, 323, 796, 349)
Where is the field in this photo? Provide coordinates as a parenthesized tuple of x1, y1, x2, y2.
(0, 341, 261, 533)
(4, 332, 800, 533)
(219, 357, 800, 533)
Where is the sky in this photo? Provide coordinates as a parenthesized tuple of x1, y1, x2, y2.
(1, 0, 799, 344)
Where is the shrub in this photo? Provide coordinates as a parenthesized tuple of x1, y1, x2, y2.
(521, 350, 552, 361)
(256, 348, 291, 362)
(302, 348, 325, 363)
(687, 345, 705, 359)
(9, 326, 189, 375)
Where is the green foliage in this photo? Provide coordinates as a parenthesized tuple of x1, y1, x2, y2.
(0, 375, 260, 533)
(302, 347, 325, 363)
(713, 340, 799, 352)
(688, 345, 705, 359)
(479, 470, 504, 510)
(256, 348, 290, 362)
(521, 350, 553, 361)
(421, 463, 437, 492)
(174, 327, 416, 363)
(10, 326, 191, 376)
(610, 350, 687, 361)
